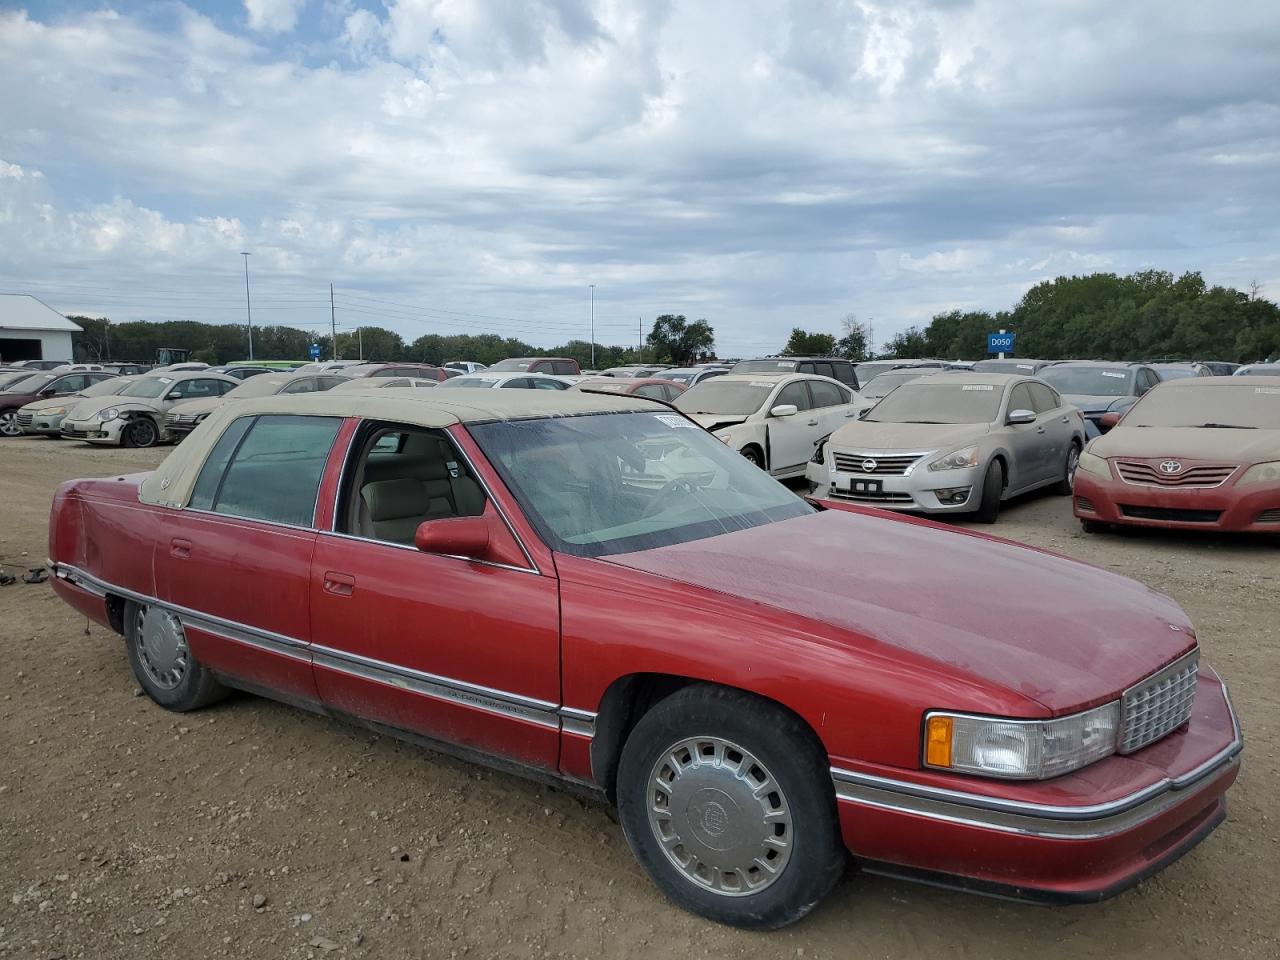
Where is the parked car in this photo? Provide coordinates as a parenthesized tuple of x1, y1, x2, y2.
(0, 370, 118, 437)
(0, 370, 39, 391)
(48, 389, 1241, 928)
(1198, 361, 1241, 376)
(857, 368, 943, 401)
(331, 377, 439, 391)
(597, 365, 669, 378)
(971, 358, 1056, 375)
(338, 362, 453, 381)
(1074, 376, 1280, 533)
(166, 373, 349, 441)
(291, 360, 368, 375)
(853, 359, 949, 384)
(731, 357, 861, 391)
(443, 361, 488, 375)
(101, 362, 152, 376)
(18, 375, 137, 436)
(673, 374, 870, 476)
(1234, 363, 1280, 377)
(208, 365, 276, 380)
(1150, 363, 1211, 381)
(60, 371, 239, 447)
(436, 372, 571, 390)
(652, 366, 730, 386)
(7, 359, 71, 370)
(1038, 361, 1159, 438)
(808, 374, 1085, 522)
(571, 377, 686, 402)
(489, 357, 582, 376)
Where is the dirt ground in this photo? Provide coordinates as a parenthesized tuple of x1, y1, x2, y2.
(1, 435, 1276, 960)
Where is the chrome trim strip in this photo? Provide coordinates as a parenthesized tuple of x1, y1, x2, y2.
(558, 706, 597, 738)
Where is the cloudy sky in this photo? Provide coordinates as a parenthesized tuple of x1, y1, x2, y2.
(2, 1, 1279, 355)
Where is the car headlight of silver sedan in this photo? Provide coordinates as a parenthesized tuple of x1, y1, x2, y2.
(99, 407, 121, 422)
(924, 703, 1121, 780)
(928, 445, 979, 471)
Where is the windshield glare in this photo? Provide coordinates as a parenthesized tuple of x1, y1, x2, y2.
(1, 373, 53, 393)
(866, 382, 1003, 424)
(1040, 366, 1133, 396)
(470, 411, 812, 558)
(673, 381, 772, 415)
(120, 377, 174, 399)
(1126, 385, 1280, 429)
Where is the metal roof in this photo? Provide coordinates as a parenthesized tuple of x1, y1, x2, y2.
(0, 294, 83, 333)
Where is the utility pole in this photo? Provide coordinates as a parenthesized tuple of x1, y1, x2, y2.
(330, 283, 338, 360)
(638, 315, 644, 363)
(589, 284, 596, 368)
(358, 326, 364, 360)
(240, 252, 254, 360)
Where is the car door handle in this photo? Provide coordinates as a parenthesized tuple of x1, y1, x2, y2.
(1036, 426, 1046, 434)
(169, 538, 192, 559)
(806, 419, 819, 426)
(1061, 416, 1070, 423)
(323, 571, 356, 597)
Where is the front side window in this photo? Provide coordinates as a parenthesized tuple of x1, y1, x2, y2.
(1028, 383, 1060, 413)
(189, 415, 342, 527)
(775, 381, 811, 411)
(469, 411, 813, 558)
(281, 378, 319, 394)
(808, 379, 848, 408)
(1008, 384, 1035, 415)
(50, 375, 88, 394)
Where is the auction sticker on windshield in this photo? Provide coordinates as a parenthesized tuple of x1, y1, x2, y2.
(1100, 371, 1126, 378)
(655, 414, 698, 429)
(962, 384, 995, 391)
(1256, 387, 1280, 395)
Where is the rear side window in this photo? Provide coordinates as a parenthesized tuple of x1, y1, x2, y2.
(829, 362, 858, 389)
(189, 415, 342, 527)
(808, 379, 848, 407)
(809, 361, 834, 379)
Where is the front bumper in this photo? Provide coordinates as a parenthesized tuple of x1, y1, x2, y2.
(1075, 471, 1280, 532)
(22, 412, 68, 435)
(61, 416, 126, 444)
(806, 450, 979, 513)
(831, 672, 1242, 901)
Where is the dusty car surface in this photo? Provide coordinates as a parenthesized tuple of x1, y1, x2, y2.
(673, 373, 870, 477)
(652, 365, 731, 386)
(331, 376, 439, 391)
(1074, 376, 1280, 533)
(48, 389, 1241, 929)
(60, 371, 239, 447)
(1038, 361, 1159, 438)
(571, 377, 686, 401)
(18, 375, 136, 436)
(808, 374, 1085, 522)
(1234, 363, 1280, 377)
(858, 367, 943, 401)
(436, 372, 571, 390)
(166, 373, 349, 441)
(488, 357, 582, 375)
(1, 370, 118, 437)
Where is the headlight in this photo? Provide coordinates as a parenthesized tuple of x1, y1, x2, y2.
(717, 432, 733, 445)
(1239, 460, 1280, 485)
(924, 703, 1120, 780)
(1077, 450, 1112, 479)
(99, 407, 120, 421)
(811, 435, 830, 464)
(44, 406, 67, 417)
(928, 446, 979, 471)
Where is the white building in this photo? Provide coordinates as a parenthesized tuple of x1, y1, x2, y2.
(0, 294, 82, 364)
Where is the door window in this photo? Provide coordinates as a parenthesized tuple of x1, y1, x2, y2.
(807, 379, 848, 408)
(50, 375, 87, 394)
(1028, 383, 1059, 413)
(551, 361, 578, 375)
(775, 381, 812, 411)
(810, 361, 835, 379)
(281, 378, 319, 394)
(1008, 383, 1036, 415)
(532, 377, 567, 390)
(501, 378, 533, 389)
(189, 415, 342, 527)
(829, 362, 857, 387)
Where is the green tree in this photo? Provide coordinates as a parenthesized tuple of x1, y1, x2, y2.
(884, 326, 929, 358)
(781, 328, 837, 356)
(646, 315, 715, 364)
(337, 325, 404, 361)
(834, 314, 869, 361)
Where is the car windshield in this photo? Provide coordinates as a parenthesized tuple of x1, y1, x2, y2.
(1039, 366, 1133, 396)
(576, 380, 633, 394)
(1240, 366, 1280, 377)
(469, 411, 813, 558)
(657, 371, 697, 383)
(861, 371, 929, 399)
(865, 382, 1003, 424)
(80, 377, 127, 397)
(1, 373, 53, 393)
(734, 360, 797, 374)
(225, 376, 290, 398)
(489, 359, 534, 371)
(437, 377, 500, 388)
(1124, 384, 1280, 429)
(1154, 367, 1199, 380)
(975, 360, 1041, 374)
(672, 381, 773, 415)
(119, 376, 174, 399)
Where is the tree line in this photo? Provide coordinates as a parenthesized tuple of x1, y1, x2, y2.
(69, 313, 719, 369)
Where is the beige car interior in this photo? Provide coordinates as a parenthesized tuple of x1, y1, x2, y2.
(349, 429, 486, 544)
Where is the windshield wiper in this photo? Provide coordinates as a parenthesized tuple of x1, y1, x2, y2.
(1188, 423, 1256, 429)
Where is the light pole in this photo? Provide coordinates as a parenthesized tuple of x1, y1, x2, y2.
(240, 252, 254, 361)
(589, 284, 595, 368)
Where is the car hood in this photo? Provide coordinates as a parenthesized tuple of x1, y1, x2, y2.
(828, 420, 990, 451)
(67, 395, 162, 419)
(169, 397, 224, 416)
(1091, 426, 1280, 463)
(685, 413, 751, 432)
(605, 511, 1195, 714)
(19, 394, 79, 413)
(1060, 394, 1125, 413)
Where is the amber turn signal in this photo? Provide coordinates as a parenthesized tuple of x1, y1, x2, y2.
(926, 715, 953, 767)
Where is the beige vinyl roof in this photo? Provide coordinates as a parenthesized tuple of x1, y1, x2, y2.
(140, 388, 657, 508)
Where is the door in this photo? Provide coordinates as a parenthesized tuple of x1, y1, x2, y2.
(1029, 382, 1075, 481)
(308, 423, 562, 770)
(1003, 382, 1049, 487)
(154, 413, 345, 703)
(806, 378, 860, 438)
(765, 380, 816, 474)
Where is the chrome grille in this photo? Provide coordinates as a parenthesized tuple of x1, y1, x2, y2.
(1115, 460, 1236, 488)
(828, 489, 914, 504)
(1118, 651, 1198, 754)
(16, 412, 34, 428)
(832, 452, 924, 476)
(166, 412, 204, 427)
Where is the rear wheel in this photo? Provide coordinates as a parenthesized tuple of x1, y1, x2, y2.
(974, 459, 1004, 523)
(740, 445, 764, 470)
(616, 685, 845, 930)
(0, 410, 21, 437)
(122, 416, 159, 448)
(124, 600, 228, 711)
(1054, 443, 1081, 495)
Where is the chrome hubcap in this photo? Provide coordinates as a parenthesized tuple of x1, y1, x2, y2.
(0, 412, 20, 436)
(1067, 447, 1080, 489)
(136, 606, 188, 689)
(647, 736, 792, 897)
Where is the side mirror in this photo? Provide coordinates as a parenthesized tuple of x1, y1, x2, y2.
(1006, 408, 1036, 425)
(415, 516, 491, 560)
(858, 408, 870, 419)
(1098, 411, 1122, 431)
(769, 404, 798, 418)
(39, 388, 56, 398)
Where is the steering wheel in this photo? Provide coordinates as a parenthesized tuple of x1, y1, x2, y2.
(640, 476, 700, 519)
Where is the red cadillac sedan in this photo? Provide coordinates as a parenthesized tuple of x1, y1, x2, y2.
(1075, 376, 1280, 533)
(48, 390, 1240, 928)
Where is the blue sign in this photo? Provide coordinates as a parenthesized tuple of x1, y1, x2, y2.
(987, 332, 1015, 354)
(309, 343, 321, 360)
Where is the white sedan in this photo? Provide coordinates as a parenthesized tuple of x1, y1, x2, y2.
(673, 374, 872, 478)
(436, 372, 571, 390)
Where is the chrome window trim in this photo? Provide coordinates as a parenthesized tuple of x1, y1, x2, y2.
(316, 530, 539, 576)
(1114, 462, 1238, 490)
(181, 506, 321, 536)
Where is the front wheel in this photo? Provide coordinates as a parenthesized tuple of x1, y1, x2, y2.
(1054, 443, 1081, 496)
(616, 685, 845, 930)
(974, 459, 1004, 523)
(740, 445, 764, 469)
(0, 410, 21, 437)
(124, 600, 228, 711)
(122, 416, 159, 448)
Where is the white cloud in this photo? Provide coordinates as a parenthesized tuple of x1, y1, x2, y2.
(245, 0, 307, 34)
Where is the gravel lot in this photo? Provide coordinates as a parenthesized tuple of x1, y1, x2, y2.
(1, 436, 1276, 959)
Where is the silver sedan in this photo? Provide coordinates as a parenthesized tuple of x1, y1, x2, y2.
(807, 373, 1086, 522)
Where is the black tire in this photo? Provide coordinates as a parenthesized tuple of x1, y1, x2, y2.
(0, 410, 21, 437)
(1054, 443, 1081, 496)
(123, 600, 228, 711)
(1080, 519, 1110, 534)
(122, 416, 159, 448)
(974, 459, 1004, 523)
(740, 445, 764, 469)
(616, 685, 845, 930)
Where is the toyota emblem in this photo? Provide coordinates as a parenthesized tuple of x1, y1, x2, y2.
(1159, 460, 1183, 474)
(861, 458, 878, 472)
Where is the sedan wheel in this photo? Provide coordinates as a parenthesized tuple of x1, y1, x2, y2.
(124, 417, 159, 448)
(1054, 444, 1081, 496)
(0, 410, 21, 437)
(740, 446, 763, 469)
(124, 600, 228, 711)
